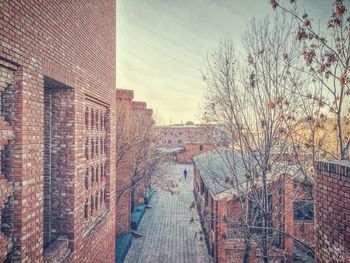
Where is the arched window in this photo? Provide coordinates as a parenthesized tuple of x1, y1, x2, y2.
(100, 112, 103, 130)
(91, 109, 94, 130)
(100, 163, 103, 182)
(104, 136, 108, 154)
(100, 137, 103, 155)
(91, 138, 95, 159)
(90, 195, 94, 215)
(96, 139, 99, 156)
(96, 165, 99, 183)
(96, 110, 99, 130)
(103, 112, 107, 130)
(91, 167, 95, 185)
(85, 107, 89, 129)
(85, 169, 89, 190)
(95, 192, 99, 210)
(84, 199, 89, 219)
(85, 138, 89, 160)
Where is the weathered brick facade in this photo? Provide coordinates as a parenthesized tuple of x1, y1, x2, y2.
(0, 1, 116, 262)
(116, 89, 134, 236)
(0, 63, 15, 262)
(193, 164, 231, 263)
(131, 101, 153, 206)
(315, 160, 350, 262)
(143, 108, 154, 191)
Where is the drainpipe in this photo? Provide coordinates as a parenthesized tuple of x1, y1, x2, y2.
(215, 201, 218, 263)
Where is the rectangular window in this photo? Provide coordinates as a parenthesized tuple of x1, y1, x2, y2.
(83, 96, 110, 236)
(199, 144, 204, 151)
(293, 200, 314, 220)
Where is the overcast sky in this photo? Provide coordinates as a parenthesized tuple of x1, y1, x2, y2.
(116, 0, 329, 124)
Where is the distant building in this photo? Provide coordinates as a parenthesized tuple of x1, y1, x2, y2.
(116, 89, 134, 239)
(132, 101, 154, 206)
(156, 124, 213, 148)
(115, 90, 154, 263)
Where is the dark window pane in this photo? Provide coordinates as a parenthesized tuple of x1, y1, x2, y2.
(293, 200, 314, 220)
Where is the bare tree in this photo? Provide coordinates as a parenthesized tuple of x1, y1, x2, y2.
(115, 101, 174, 206)
(271, 0, 350, 160)
(201, 15, 314, 262)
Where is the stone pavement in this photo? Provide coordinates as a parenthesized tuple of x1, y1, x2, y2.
(124, 163, 212, 263)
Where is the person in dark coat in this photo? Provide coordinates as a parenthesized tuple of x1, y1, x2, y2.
(184, 169, 188, 180)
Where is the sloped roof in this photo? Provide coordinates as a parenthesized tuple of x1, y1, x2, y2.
(193, 148, 248, 199)
(193, 148, 312, 200)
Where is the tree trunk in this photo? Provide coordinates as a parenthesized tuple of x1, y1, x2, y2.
(243, 239, 251, 263)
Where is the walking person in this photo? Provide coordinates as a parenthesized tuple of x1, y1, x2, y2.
(183, 168, 188, 180)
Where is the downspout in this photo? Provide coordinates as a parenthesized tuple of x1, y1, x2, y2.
(215, 201, 218, 263)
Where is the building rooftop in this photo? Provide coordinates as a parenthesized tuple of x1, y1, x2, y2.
(193, 148, 248, 199)
(193, 148, 309, 200)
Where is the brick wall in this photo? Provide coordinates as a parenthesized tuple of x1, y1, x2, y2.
(131, 101, 151, 206)
(315, 160, 350, 262)
(116, 89, 134, 236)
(216, 200, 228, 263)
(0, 0, 116, 262)
(194, 162, 234, 263)
(0, 62, 15, 262)
(143, 108, 154, 189)
(43, 83, 75, 249)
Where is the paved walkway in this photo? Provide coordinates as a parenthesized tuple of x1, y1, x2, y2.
(124, 164, 212, 263)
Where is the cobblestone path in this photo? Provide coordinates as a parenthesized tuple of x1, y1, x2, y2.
(124, 163, 212, 263)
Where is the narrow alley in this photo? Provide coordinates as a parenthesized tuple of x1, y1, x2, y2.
(124, 164, 212, 263)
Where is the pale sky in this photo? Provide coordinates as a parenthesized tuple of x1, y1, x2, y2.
(116, 0, 328, 124)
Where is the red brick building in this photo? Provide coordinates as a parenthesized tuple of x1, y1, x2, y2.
(315, 160, 350, 262)
(193, 149, 314, 263)
(131, 101, 147, 207)
(0, 1, 116, 262)
(157, 124, 213, 148)
(115, 95, 155, 243)
(176, 142, 215, 164)
(116, 89, 134, 237)
(115, 90, 156, 263)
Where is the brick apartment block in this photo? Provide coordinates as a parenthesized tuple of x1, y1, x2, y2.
(0, 1, 117, 262)
(156, 124, 213, 149)
(193, 149, 314, 263)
